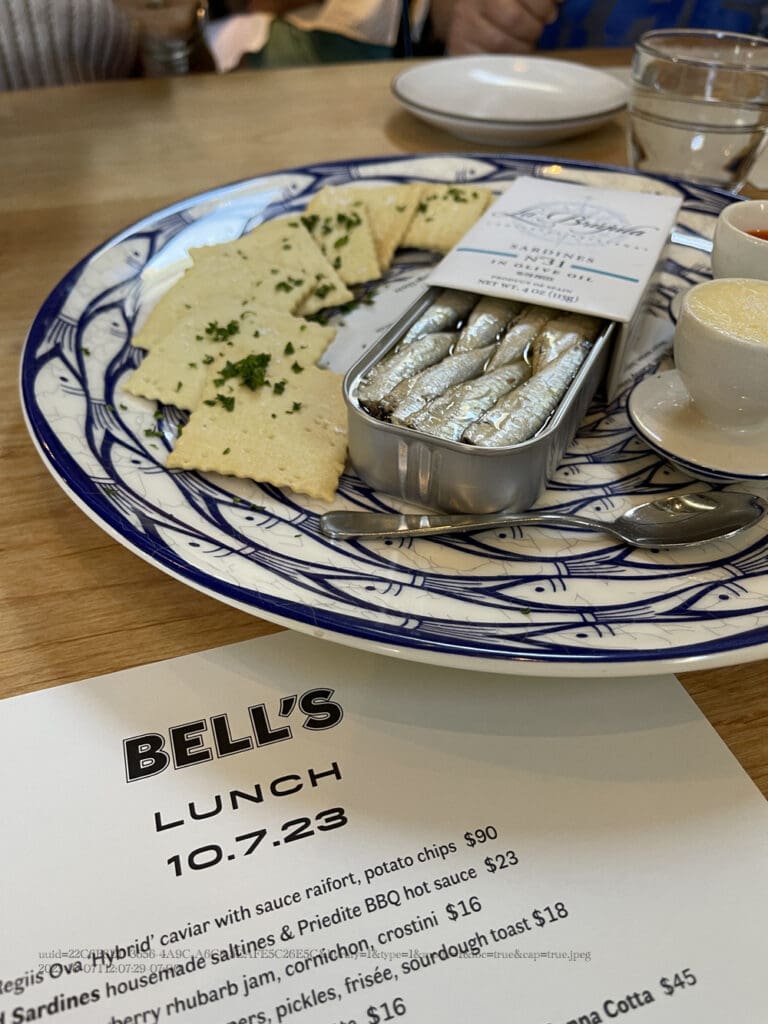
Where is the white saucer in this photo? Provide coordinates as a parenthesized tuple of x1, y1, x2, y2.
(391, 56, 628, 146)
(628, 370, 768, 482)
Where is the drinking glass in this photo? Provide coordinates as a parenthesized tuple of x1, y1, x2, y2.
(628, 29, 768, 191)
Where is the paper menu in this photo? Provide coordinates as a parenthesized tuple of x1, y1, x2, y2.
(1, 633, 766, 1024)
(428, 176, 682, 323)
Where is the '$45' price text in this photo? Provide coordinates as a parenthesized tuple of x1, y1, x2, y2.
(167, 807, 348, 877)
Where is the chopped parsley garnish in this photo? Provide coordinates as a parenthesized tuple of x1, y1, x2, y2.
(275, 275, 304, 293)
(336, 211, 361, 229)
(291, 361, 304, 374)
(214, 352, 271, 391)
(203, 393, 236, 412)
(284, 341, 295, 355)
(205, 319, 240, 342)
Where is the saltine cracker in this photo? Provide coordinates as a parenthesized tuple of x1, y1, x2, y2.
(167, 338, 347, 503)
(401, 184, 493, 254)
(124, 303, 335, 411)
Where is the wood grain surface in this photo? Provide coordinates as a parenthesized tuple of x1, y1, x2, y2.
(1, 52, 765, 796)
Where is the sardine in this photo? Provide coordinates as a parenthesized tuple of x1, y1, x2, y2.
(463, 341, 592, 447)
(357, 331, 456, 415)
(529, 314, 602, 375)
(453, 297, 522, 352)
(388, 344, 496, 424)
(408, 360, 532, 441)
(400, 289, 478, 345)
(485, 304, 557, 370)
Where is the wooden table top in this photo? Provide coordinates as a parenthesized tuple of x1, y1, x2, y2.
(1, 50, 766, 796)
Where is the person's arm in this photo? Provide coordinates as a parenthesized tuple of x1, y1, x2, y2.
(430, 0, 560, 54)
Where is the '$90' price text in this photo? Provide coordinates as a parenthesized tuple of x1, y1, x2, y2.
(167, 807, 348, 877)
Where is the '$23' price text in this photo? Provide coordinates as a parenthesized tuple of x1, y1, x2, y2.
(463, 825, 520, 873)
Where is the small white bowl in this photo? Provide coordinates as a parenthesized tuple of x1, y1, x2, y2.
(391, 56, 628, 146)
(674, 277, 768, 428)
(712, 199, 768, 280)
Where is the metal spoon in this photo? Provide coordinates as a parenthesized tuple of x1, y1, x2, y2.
(320, 492, 767, 547)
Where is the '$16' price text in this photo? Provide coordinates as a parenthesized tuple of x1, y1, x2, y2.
(367, 998, 406, 1023)
(167, 807, 348, 877)
(445, 897, 569, 927)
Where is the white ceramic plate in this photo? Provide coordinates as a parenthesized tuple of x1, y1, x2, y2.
(392, 57, 628, 145)
(22, 153, 768, 677)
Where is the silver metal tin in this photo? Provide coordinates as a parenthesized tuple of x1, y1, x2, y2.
(343, 289, 616, 514)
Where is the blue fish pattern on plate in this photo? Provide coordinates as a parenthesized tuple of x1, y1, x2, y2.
(21, 154, 768, 676)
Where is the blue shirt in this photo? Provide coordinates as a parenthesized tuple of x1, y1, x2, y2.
(538, 0, 768, 48)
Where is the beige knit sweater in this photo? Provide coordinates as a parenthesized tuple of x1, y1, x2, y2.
(0, 0, 139, 90)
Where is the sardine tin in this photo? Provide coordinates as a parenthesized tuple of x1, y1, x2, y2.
(344, 288, 616, 514)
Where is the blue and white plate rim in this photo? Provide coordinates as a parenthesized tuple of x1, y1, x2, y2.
(20, 151, 768, 678)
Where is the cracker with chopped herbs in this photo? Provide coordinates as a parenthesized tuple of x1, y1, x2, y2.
(132, 253, 314, 353)
(167, 336, 347, 503)
(124, 302, 335, 411)
(400, 184, 493, 254)
(332, 183, 425, 272)
(233, 215, 354, 315)
(125, 179, 498, 503)
(303, 188, 382, 286)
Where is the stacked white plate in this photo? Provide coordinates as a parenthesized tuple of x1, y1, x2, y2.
(392, 55, 628, 145)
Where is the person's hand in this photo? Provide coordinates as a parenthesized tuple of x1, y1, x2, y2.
(114, 0, 207, 41)
(435, 0, 561, 55)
